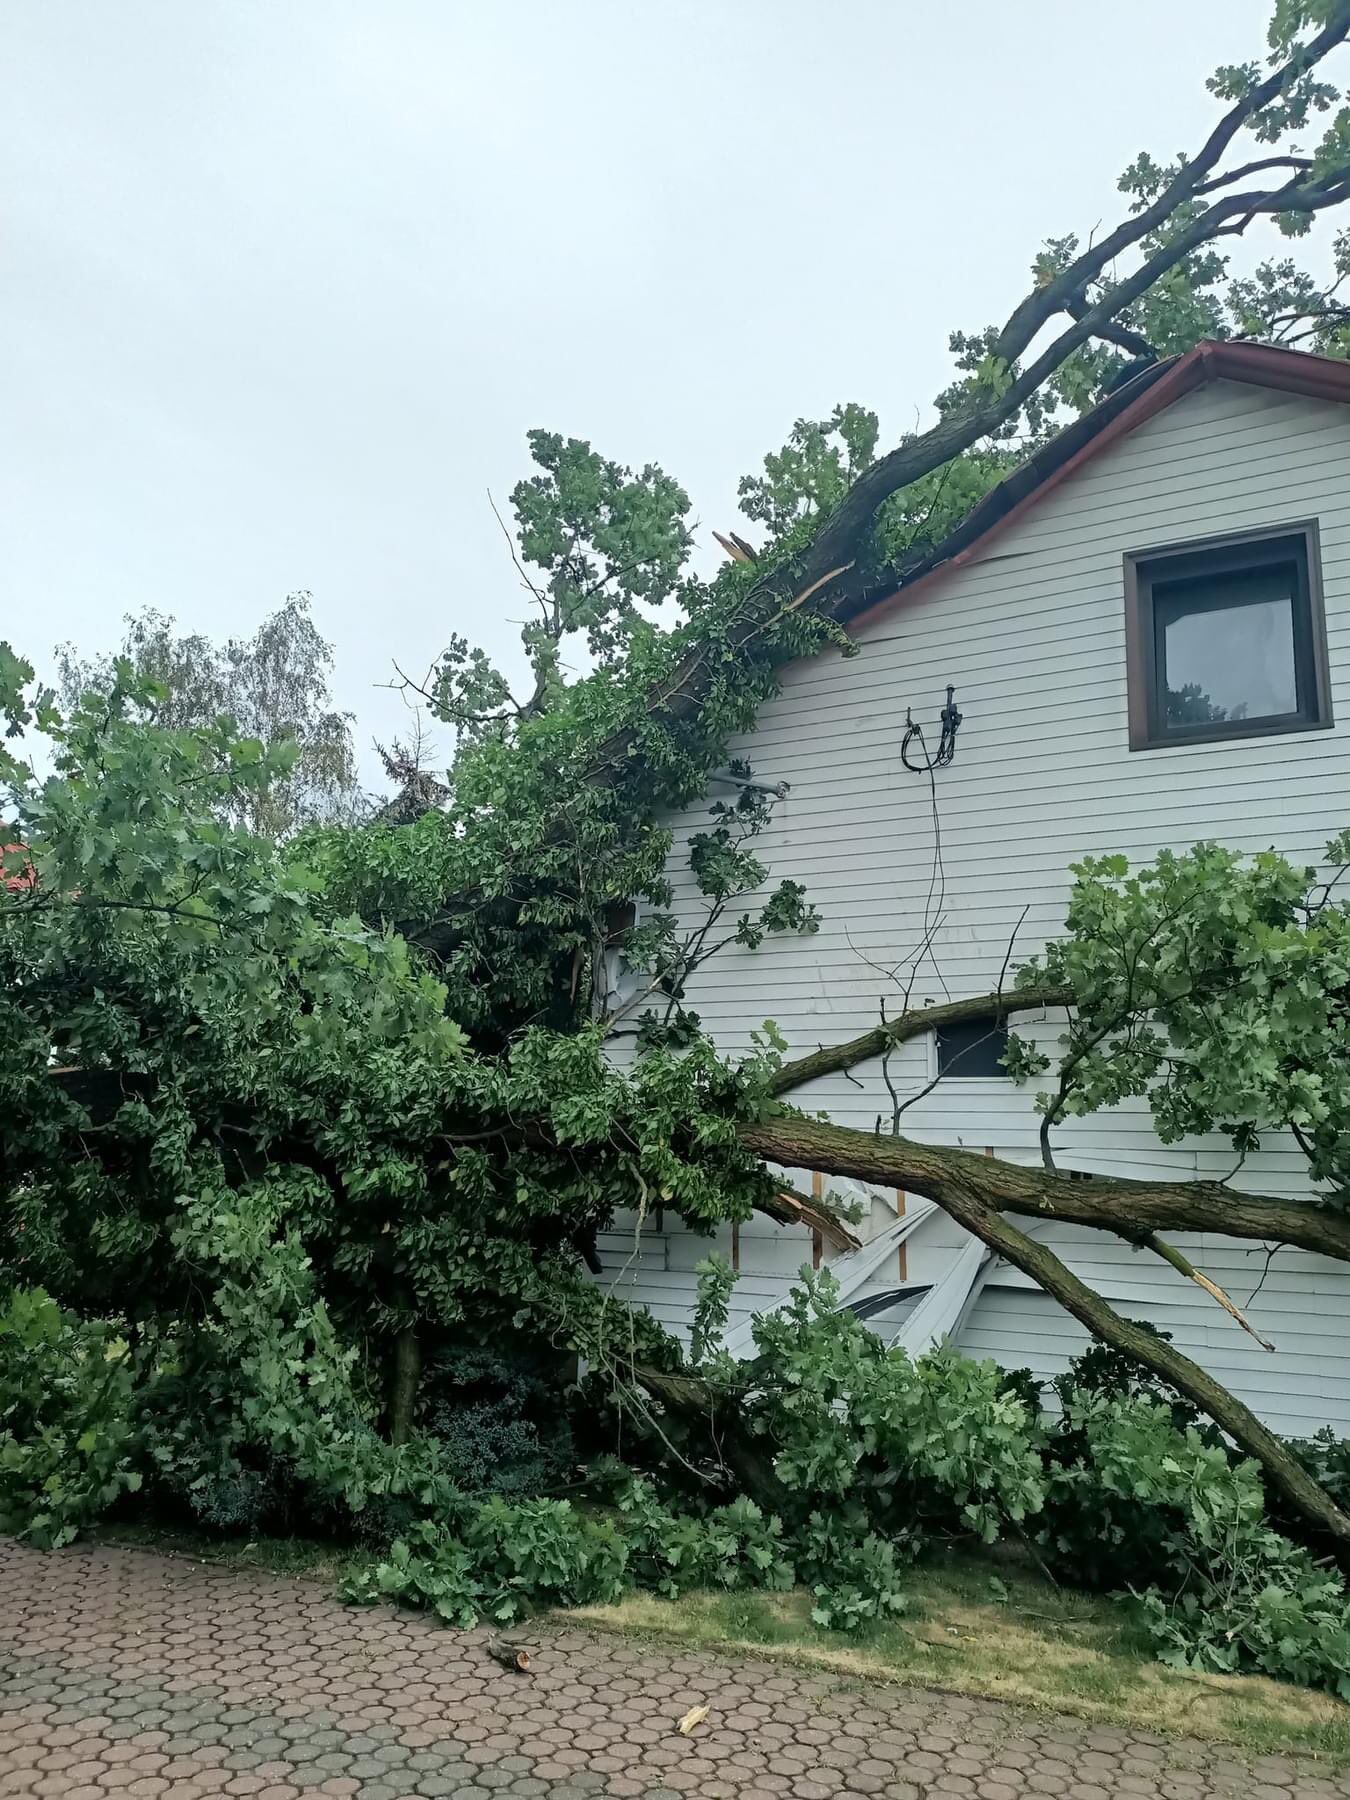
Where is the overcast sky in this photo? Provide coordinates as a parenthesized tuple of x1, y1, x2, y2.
(0, 0, 1310, 788)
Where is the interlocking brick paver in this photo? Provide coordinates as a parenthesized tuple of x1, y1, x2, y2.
(3, 1540, 1350, 1797)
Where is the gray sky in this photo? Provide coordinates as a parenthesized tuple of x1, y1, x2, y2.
(0, 0, 1300, 787)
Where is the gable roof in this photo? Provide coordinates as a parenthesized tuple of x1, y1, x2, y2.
(844, 340, 1350, 635)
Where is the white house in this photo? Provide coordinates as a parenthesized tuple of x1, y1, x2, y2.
(596, 339, 1350, 1439)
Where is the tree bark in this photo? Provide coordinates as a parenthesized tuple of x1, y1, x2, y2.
(389, 1326, 422, 1446)
(738, 1114, 1350, 1265)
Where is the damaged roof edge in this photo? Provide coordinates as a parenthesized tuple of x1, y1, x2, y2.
(839, 339, 1350, 636)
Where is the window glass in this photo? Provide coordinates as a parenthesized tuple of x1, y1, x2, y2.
(936, 1016, 1009, 1078)
(1155, 565, 1298, 729)
(1126, 527, 1330, 750)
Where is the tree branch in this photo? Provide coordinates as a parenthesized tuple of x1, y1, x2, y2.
(1193, 154, 1315, 194)
(910, 1177, 1350, 1546)
(1063, 289, 1157, 359)
(653, 1123, 1350, 1545)
(1136, 1231, 1275, 1352)
(586, 11, 1350, 783)
(735, 1114, 1350, 1266)
(759, 1182, 859, 1249)
(769, 984, 1071, 1095)
(990, 7, 1350, 366)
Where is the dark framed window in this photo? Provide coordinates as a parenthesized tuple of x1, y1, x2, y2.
(1124, 522, 1331, 751)
(936, 1016, 1009, 1078)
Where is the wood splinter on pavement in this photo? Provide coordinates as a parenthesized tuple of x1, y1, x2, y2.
(676, 1703, 710, 1735)
(485, 1637, 532, 1672)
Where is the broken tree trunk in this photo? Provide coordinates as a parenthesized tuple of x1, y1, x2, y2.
(737, 1112, 1350, 1548)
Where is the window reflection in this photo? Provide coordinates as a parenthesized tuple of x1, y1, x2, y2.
(1158, 570, 1298, 728)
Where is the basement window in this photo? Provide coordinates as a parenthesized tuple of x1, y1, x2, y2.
(936, 1015, 1009, 1078)
(1125, 523, 1331, 750)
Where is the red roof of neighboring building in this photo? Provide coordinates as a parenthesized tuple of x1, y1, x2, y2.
(2, 841, 35, 892)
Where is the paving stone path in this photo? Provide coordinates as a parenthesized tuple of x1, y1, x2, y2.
(3, 1540, 1350, 1800)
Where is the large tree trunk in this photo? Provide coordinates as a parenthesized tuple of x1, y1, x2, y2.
(738, 1113, 1350, 1549)
(388, 1326, 422, 1446)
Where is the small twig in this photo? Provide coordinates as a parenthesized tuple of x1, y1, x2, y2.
(487, 489, 550, 607)
(1245, 1242, 1281, 1310)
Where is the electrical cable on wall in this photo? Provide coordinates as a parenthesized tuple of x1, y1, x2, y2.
(896, 687, 962, 1006)
(901, 684, 962, 772)
(841, 680, 962, 1133)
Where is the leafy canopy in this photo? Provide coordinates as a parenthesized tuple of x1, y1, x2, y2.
(56, 594, 367, 837)
(1009, 839, 1350, 1194)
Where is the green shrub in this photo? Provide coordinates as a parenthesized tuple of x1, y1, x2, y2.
(615, 1477, 795, 1598)
(1032, 1324, 1222, 1591)
(1286, 1427, 1350, 1516)
(748, 1270, 1045, 1541)
(1089, 1396, 1350, 1697)
(343, 1527, 492, 1628)
(700, 1496, 797, 1592)
(994, 1364, 1043, 1418)
(467, 1496, 629, 1617)
(610, 1475, 717, 1596)
(1051, 1327, 1198, 1417)
(135, 1343, 295, 1533)
(342, 1497, 629, 1627)
(0, 1288, 141, 1549)
(131, 1196, 469, 1543)
(343, 1470, 826, 1631)
(1136, 1559, 1350, 1697)
(420, 1342, 575, 1499)
(794, 1507, 914, 1632)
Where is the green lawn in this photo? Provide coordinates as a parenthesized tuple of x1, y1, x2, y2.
(573, 1550, 1350, 1765)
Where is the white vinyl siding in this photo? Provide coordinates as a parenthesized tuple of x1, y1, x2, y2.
(603, 377, 1350, 1433)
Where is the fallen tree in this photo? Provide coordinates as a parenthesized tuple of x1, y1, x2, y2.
(6, 0, 1350, 1588)
(9, 671, 1350, 1549)
(733, 834, 1350, 1545)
